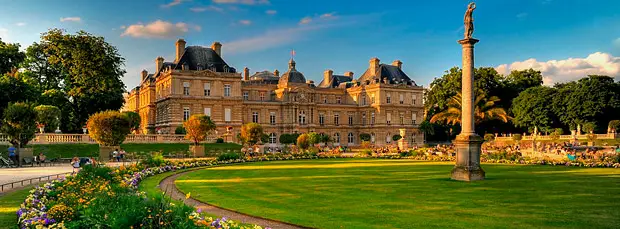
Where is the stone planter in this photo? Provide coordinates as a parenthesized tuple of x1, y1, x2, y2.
(189, 144, 205, 157)
(19, 148, 34, 161)
(99, 145, 119, 162)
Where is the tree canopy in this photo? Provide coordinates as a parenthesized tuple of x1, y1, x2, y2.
(0, 38, 25, 74)
(240, 122, 264, 145)
(2, 102, 36, 147)
(34, 105, 61, 132)
(511, 86, 557, 132)
(86, 111, 131, 146)
(183, 115, 216, 145)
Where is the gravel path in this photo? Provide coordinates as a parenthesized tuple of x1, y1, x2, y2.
(159, 169, 310, 229)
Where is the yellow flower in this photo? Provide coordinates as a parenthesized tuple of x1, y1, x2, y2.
(186, 192, 191, 199)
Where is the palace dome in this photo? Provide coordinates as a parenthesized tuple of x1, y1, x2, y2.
(279, 58, 306, 84)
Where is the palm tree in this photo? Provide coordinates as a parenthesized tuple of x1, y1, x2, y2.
(430, 90, 510, 125)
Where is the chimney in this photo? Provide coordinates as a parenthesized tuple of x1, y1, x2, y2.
(323, 69, 333, 84)
(344, 71, 354, 78)
(211, 41, 222, 57)
(274, 69, 280, 77)
(156, 56, 164, 72)
(141, 69, 148, 81)
(370, 57, 380, 74)
(175, 39, 186, 63)
(243, 67, 249, 81)
(392, 60, 402, 69)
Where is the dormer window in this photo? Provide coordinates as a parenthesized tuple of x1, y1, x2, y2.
(197, 63, 203, 71)
(223, 65, 229, 73)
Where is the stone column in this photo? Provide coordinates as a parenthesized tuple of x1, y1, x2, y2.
(451, 38, 485, 181)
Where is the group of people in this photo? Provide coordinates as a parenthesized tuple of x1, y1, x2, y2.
(111, 148, 126, 162)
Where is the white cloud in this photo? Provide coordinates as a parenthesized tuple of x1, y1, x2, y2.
(495, 52, 620, 85)
(121, 20, 200, 39)
(160, 0, 185, 8)
(266, 10, 277, 15)
(190, 6, 223, 12)
(60, 17, 81, 22)
(299, 16, 312, 25)
(15, 22, 26, 26)
(238, 20, 252, 25)
(212, 0, 269, 5)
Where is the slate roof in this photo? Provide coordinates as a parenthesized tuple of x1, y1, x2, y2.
(318, 75, 353, 88)
(174, 46, 236, 73)
(279, 59, 307, 84)
(358, 64, 416, 85)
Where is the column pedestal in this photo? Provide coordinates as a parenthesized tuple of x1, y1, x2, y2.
(451, 134, 485, 181)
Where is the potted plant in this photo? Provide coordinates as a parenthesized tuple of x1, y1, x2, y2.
(87, 111, 131, 161)
(2, 103, 37, 165)
(183, 115, 216, 157)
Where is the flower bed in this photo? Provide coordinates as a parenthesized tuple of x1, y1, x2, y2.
(17, 153, 619, 228)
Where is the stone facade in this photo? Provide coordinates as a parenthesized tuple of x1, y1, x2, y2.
(124, 39, 425, 147)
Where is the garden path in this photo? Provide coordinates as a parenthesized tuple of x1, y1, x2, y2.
(160, 171, 309, 229)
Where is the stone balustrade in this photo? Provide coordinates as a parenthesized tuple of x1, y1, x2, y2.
(0, 133, 218, 145)
(495, 133, 618, 141)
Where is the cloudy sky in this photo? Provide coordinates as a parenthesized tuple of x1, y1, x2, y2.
(1, 0, 620, 89)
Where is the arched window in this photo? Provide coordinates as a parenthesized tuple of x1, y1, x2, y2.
(386, 133, 391, 143)
(334, 133, 340, 143)
(298, 110, 306, 125)
(371, 133, 376, 143)
(348, 133, 354, 144)
(269, 133, 277, 144)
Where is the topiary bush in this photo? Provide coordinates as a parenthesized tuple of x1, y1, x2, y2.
(297, 133, 310, 150)
(392, 135, 402, 142)
(215, 138, 224, 143)
(359, 133, 371, 142)
(2, 102, 37, 147)
(175, 126, 186, 135)
(217, 152, 241, 161)
(86, 110, 131, 146)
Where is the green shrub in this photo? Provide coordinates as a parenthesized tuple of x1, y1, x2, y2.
(141, 152, 166, 167)
(175, 126, 186, 135)
(34, 105, 61, 133)
(122, 111, 141, 133)
(400, 151, 413, 157)
(2, 102, 37, 147)
(297, 133, 310, 150)
(215, 138, 224, 143)
(392, 135, 402, 142)
(217, 152, 241, 161)
(359, 133, 371, 142)
(608, 120, 620, 132)
(87, 110, 131, 146)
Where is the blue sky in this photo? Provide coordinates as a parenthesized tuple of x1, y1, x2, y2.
(1, 0, 620, 88)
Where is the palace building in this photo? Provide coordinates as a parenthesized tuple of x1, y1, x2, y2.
(123, 39, 425, 146)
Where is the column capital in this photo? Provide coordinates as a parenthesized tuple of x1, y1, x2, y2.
(458, 38, 479, 46)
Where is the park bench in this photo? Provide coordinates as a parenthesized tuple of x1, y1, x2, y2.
(22, 157, 34, 167)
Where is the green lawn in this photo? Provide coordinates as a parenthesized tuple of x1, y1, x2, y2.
(0, 187, 32, 229)
(176, 159, 620, 229)
(0, 143, 241, 159)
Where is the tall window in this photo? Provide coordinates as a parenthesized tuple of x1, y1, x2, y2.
(204, 83, 211, 96)
(319, 113, 325, 126)
(270, 112, 276, 125)
(412, 113, 417, 125)
(399, 93, 404, 104)
(412, 94, 417, 105)
(183, 82, 190, 96)
(243, 91, 249, 100)
(183, 107, 190, 121)
(336, 96, 342, 104)
(371, 133, 376, 143)
(298, 110, 306, 125)
(386, 93, 391, 104)
(334, 113, 339, 126)
(348, 114, 353, 126)
(400, 114, 405, 125)
(252, 112, 259, 123)
(224, 108, 231, 122)
(387, 113, 392, 125)
(386, 134, 391, 143)
(348, 133, 354, 144)
(260, 92, 265, 101)
(361, 94, 366, 105)
(204, 107, 211, 117)
(269, 133, 277, 144)
(362, 113, 366, 126)
(334, 133, 340, 144)
(323, 96, 327, 103)
(370, 112, 375, 125)
(224, 84, 231, 97)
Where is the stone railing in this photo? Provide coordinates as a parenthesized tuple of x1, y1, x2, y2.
(495, 133, 618, 141)
(0, 134, 219, 145)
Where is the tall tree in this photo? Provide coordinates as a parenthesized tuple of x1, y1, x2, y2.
(511, 86, 557, 132)
(21, 42, 64, 91)
(501, 69, 543, 108)
(0, 38, 25, 74)
(41, 29, 126, 132)
(0, 73, 40, 119)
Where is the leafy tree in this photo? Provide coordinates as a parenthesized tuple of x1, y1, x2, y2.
(319, 134, 331, 143)
(582, 122, 597, 134)
(418, 120, 435, 141)
(550, 128, 563, 141)
(122, 111, 141, 133)
(501, 69, 543, 107)
(183, 115, 216, 145)
(175, 126, 186, 135)
(0, 73, 40, 118)
(279, 134, 293, 144)
(41, 29, 126, 133)
(307, 132, 321, 145)
(296, 133, 310, 150)
(21, 42, 64, 91)
(2, 102, 36, 147)
(392, 135, 402, 141)
(240, 122, 264, 145)
(86, 111, 130, 146)
(359, 133, 371, 142)
(260, 133, 269, 144)
(34, 105, 61, 132)
(0, 39, 26, 74)
(511, 86, 557, 131)
(609, 120, 620, 132)
(430, 90, 510, 126)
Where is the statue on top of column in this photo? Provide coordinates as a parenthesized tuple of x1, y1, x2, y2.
(464, 2, 476, 39)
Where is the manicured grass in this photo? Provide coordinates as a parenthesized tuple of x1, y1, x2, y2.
(176, 159, 620, 229)
(0, 143, 241, 159)
(0, 187, 33, 229)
